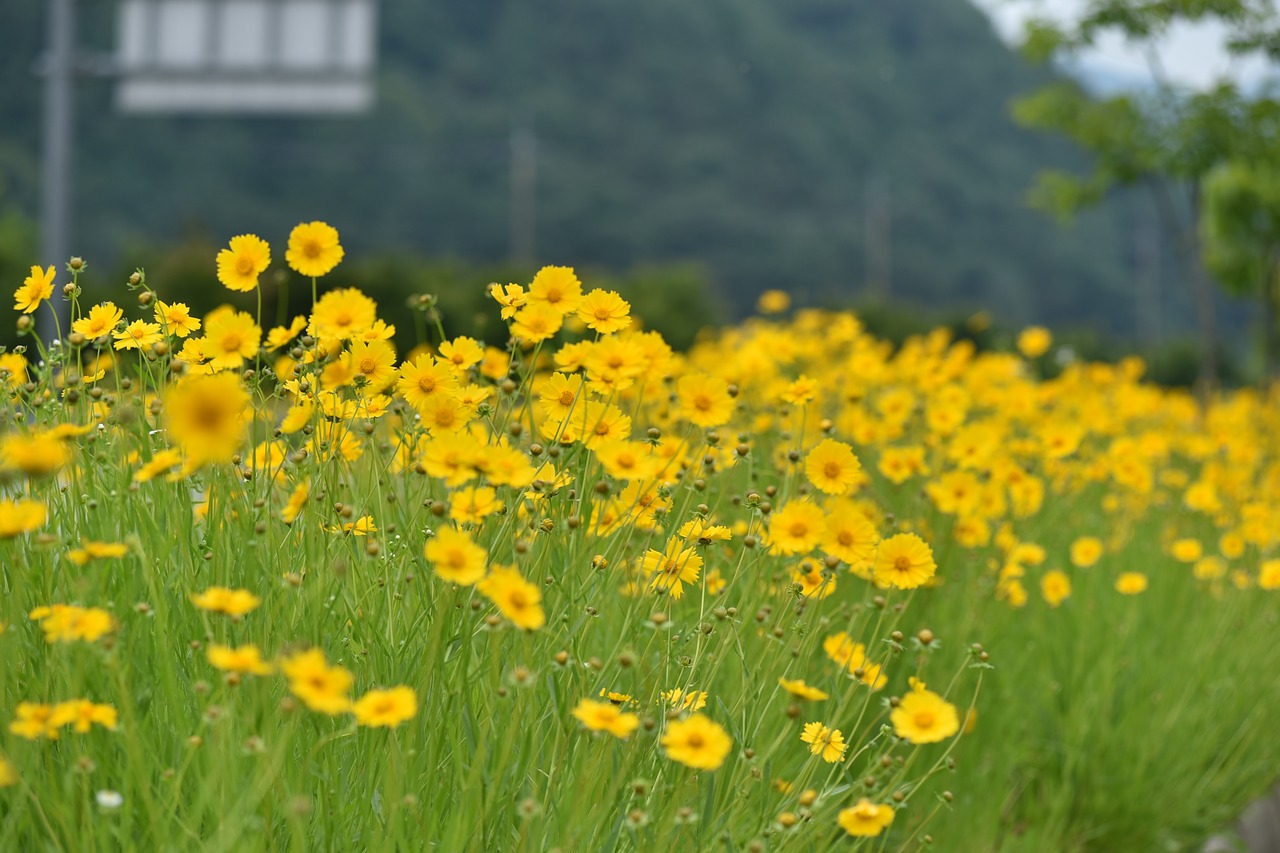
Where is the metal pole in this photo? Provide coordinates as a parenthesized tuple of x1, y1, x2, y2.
(39, 0, 75, 344)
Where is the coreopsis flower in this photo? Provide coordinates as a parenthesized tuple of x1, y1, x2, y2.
(1017, 325, 1052, 358)
(576, 289, 631, 334)
(207, 644, 274, 676)
(641, 540, 703, 600)
(779, 375, 819, 406)
(154, 300, 201, 337)
(838, 799, 895, 837)
(309, 287, 376, 341)
(448, 486, 503, 525)
(661, 714, 732, 771)
(29, 605, 116, 643)
(890, 678, 960, 745)
(821, 502, 878, 567)
(510, 302, 563, 343)
(477, 565, 545, 630)
(216, 234, 271, 291)
(163, 373, 250, 466)
(2, 432, 71, 477)
(1260, 559, 1280, 590)
(878, 444, 929, 484)
(438, 336, 485, 374)
(286, 221, 343, 278)
(675, 373, 734, 428)
(425, 527, 488, 585)
(757, 289, 790, 314)
(778, 678, 828, 702)
(822, 632, 887, 689)
(527, 265, 583, 314)
(0, 352, 27, 387)
(51, 700, 118, 734)
(594, 439, 662, 482)
(677, 517, 733, 544)
(14, 265, 55, 314)
(72, 302, 124, 339)
(804, 439, 862, 495)
(489, 282, 527, 319)
(1115, 572, 1148, 594)
(1170, 538, 1202, 563)
(872, 533, 937, 590)
(280, 649, 353, 715)
(571, 699, 640, 739)
(112, 319, 163, 351)
(66, 540, 128, 567)
(1040, 570, 1072, 607)
(800, 722, 847, 762)
(792, 558, 835, 599)
(348, 339, 397, 392)
(1070, 537, 1103, 568)
(281, 480, 310, 524)
(265, 315, 307, 350)
(662, 689, 708, 712)
(0, 499, 47, 538)
(353, 686, 418, 728)
(766, 501, 826, 556)
(134, 449, 183, 483)
(189, 586, 261, 618)
(9, 703, 62, 740)
(201, 309, 261, 370)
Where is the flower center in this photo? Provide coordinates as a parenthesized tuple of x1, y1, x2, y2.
(894, 555, 912, 573)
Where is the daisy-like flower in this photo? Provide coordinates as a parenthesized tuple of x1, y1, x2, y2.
(424, 526, 488, 585)
(189, 586, 261, 618)
(353, 686, 418, 728)
(286, 221, 343, 278)
(154, 300, 201, 337)
(800, 721, 847, 762)
(641, 539, 703, 600)
(779, 678, 829, 702)
(661, 714, 732, 771)
(280, 649, 353, 715)
(476, 565, 545, 630)
(571, 699, 640, 739)
(207, 644, 275, 676)
(216, 234, 271, 292)
(804, 438, 862, 495)
(838, 799, 895, 837)
(890, 678, 959, 745)
(872, 533, 937, 590)
(14, 265, 55, 314)
(72, 302, 123, 339)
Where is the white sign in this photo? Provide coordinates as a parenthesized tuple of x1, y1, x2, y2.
(116, 0, 376, 113)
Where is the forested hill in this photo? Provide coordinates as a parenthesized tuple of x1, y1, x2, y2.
(0, 0, 1148, 330)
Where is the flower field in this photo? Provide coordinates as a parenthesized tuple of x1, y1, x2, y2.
(2, 225, 1280, 851)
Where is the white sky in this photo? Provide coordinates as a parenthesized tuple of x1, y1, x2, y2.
(971, 0, 1274, 89)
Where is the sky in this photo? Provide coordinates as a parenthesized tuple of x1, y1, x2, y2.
(971, 0, 1274, 89)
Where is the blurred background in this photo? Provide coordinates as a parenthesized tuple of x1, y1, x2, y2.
(2, 0, 1278, 384)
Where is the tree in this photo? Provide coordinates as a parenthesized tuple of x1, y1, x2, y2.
(1011, 0, 1280, 394)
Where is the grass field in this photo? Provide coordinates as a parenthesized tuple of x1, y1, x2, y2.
(2, 227, 1279, 851)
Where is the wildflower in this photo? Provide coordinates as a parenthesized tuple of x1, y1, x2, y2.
(662, 689, 709, 711)
(348, 339, 398, 392)
(1041, 570, 1072, 607)
(265, 315, 307, 349)
(477, 566, 546, 630)
(2, 432, 71, 477)
(890, 679, 959, 744)
(675, 373, 734, 428)
(113, 319, 163, 351)
(1016, 326, 1052, 358)
(438, 336, 485, 374)
(154, 300, 201, 337)
(641, 540, 703, 600)
(595, 439, 662, 482)
(190, 586, 261, 618)
(216, 234, 271, 291)
(72, 302, 124, 339)
(800, 722, 847, 762)
(0, 499, 46, 537)
(489, 282, 527, 319)
(779, 678, 828, 702)
(527, 265, 583, 314)
(757, 289, 790, 314)
(164, 372, 249, 466)
(14, 265, 55, 314)
(804, 439, 862, 495)
(576, 288, 632, 333)
(511, 302, 564, 343)
(571, 699, 640, 739)
(29, 605, 116, 643)
(872, 533, 937, 590)
(661, 714, 732, 771)
(424, 527, 488, 585)
(792, 558, 835, 598)
(286, 221, 343, 277)
(280, 649, 353, 715)
(1070, 537, 1103, 568)
(10, 704, 62, 740)
(1115, 572, 1149, 595)
(309, 287, 376, 341)
(207, 644, 275, 676)
(353, 686, 418, 728)
(1193, 556, 1226, 581)
(1260, 559, 1280, 590)
(281, 480, 310, 524)
(201, 309, 261, 370)
(1170, 538, 1203, 563)
(838, 799, 895, 837)
(766, 501, 826, 556)
(95, 791, 123, 810)
(779, 375, 819, 406)
(822, 503, 879, 567)
(51, 700, 118, 734)
(134, 449, 183, 483)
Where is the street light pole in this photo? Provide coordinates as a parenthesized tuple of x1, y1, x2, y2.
(40, 0, 75, 343)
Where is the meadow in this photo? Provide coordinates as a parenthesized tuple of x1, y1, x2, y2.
(1, 224, 1278, 852)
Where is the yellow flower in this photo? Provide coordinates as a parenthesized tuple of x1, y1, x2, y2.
(662, 688, 709, 711)
(201, 309, 261, 370)
(112, 319, 163, 351)
(1070, 536, 1103, 568)
(449, 485, 504, 525)
(1115, 572, 1149, 594)
(0, 352, 27, 387)
(1040, 569, 1072, 607)
(641, 539, 703, 600)
(1016, 326, 1052, 358)
(676, 373, 734, 428)
(51, 700, 118, 734)
(476, 565, 545, 630)
(804, 439, 862, 495)
(800, 721, 847, 762)
(282, 480, 310, 524)
(280, 649, 353, 715)
(576, 289, 632, 334)
(134, 449, 183, 483)
(661, 714, 732, 771)
(1259, 559, 1280, 590)
(872, 533, 937, 590)
(571, 699, 640, 739)
(189, 586, 261, 618)
(348, 339, 398, 392)
(424, 526, 488, 585)
(9, 703, 63, 740)
(779, 678, 829, 702)
(265, 315, 307, 350)
(154, 300, 201, 337)
(29, 605, 116, 643)
(527, 265, 583, 314)
(438, 336, 485, 374)
(67, 540, 129, 566)
(779, 375, 819, 406)
(510, 302, 564, 343)
(766, 501, 826, 556)
(309, 287, 376, 341)
(757, 289, 790, 314)
(353, 686, 418, 728)
(216, 234, 271, 291)
(0, 755, 18, 787)
(14, 265, 55, 314)
(2, 432, 71, 477)
(890, 679, 959, 744)
(286, 221, 343, 277)
(1170, 538, 1202, 563)
(837, 799, 895, 837)
(0, 499, 46, 538)
(163, 372, 249, 466)
(489, 282, 527, 319)
(207, 644, 274, 676)
(72, 302, 123, 339)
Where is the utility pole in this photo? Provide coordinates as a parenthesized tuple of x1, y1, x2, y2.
(39, 0, 75, 343)
(509, 117, 537, 267)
